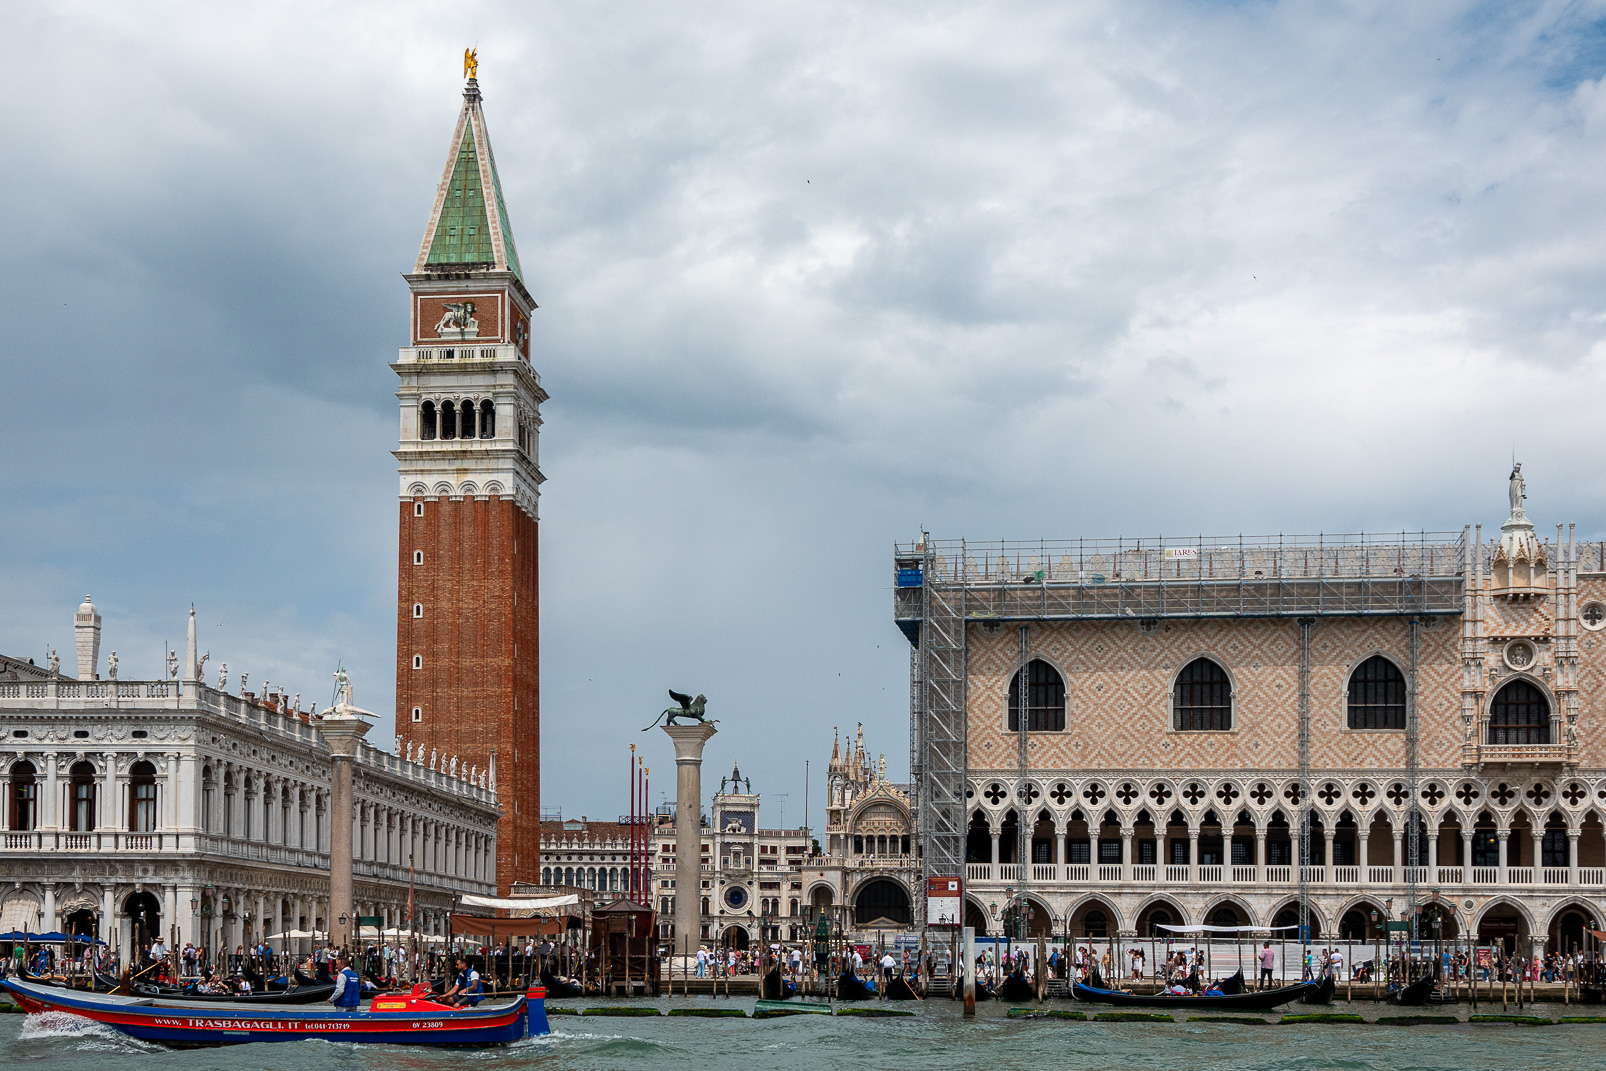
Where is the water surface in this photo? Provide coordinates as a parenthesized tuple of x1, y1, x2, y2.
(4, 997, 1603, 1071)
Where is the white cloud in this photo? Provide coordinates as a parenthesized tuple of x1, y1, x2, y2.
(2, 1, 1606, 818)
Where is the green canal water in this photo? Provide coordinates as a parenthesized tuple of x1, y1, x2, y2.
(5, 997, 1606, 1071)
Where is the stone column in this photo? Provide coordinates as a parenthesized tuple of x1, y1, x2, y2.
(663, 721, 717, 956)
(42, 884, 57, 932)
(990, 828, 1000, 866)
(1497, 830, 1510, 885)
(1461, 830, 1474, 882)
(1255, 830, 1267, 882)
(1569, 831, 1580, 886)
(1427, 832, 1439, 876)
(1324, 829, 1336, 880)
(1358, 832, 1370, 880)
(1187, 829, 1199, 883)
(1120, 827, 1134, 882)
(1530, 831, 1544, 881)
(319, 709, 371, 952)
(1392, 830, 1403, 882)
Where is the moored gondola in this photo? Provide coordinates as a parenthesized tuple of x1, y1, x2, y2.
(1385, 975, 1434, 1006)
(132, 981, 337, 1005)
(997, 971, 1033, 1002)
(1299, 974, 1336, 1004)
(539, 970, 583, 998)
(885, 974, 921, 1001)
(761, 966, 796, 1000)
(836, 969, 876, 1001)
(1073, 979, 1316, 1010)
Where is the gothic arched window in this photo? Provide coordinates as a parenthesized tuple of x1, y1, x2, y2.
(1173, 658, 1232, 731)
(1489, 680, 1550, 745)
(129, 760, 157, 833)
(1008, 659, 1066, 732)
(9, 761, 36, 832)
(479, 400, 495, 438)
(1347, 656, 1406, 729)
(420, 401, 437, 440)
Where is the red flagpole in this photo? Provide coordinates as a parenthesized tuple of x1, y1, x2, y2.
(629, 745, 637, 899)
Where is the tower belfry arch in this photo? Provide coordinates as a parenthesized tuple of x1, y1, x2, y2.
(394, 69, 547, 891)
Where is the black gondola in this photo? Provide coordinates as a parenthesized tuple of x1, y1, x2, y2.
(1385, 975, 1434, 1006)
(951, 978, 994, 1001)
(885, 974, 921, 1001)
(1073, 979, 1316, 1010)
(997, 971, 1034, 1002)
(836, 969, 876, 1001)
(539, 970, 584, 999)
(761, 966, 796, 1000)
(294, 966, 332, 986)
(1217, 969, 1245, 995)
(1300, 974, 1336, 1004)
(130, 981, 337, 1004)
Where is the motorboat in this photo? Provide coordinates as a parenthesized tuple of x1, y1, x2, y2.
(0, 976, 548, 1047)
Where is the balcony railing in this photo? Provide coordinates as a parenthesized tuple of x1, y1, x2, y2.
(956, 859, 1597, 889)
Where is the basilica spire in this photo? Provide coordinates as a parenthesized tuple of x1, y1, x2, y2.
(416, 74, 524, 282)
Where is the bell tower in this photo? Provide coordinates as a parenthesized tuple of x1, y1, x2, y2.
(394, 73, 545, 891)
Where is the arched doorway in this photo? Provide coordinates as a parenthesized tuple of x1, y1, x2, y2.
(1476, 901, 1529, 955)
(965, 898, 989, 935)
(1023, 897, 1054, 939)
(1208, 902, 1248, 929)
(1339, 908, 1374, 941)
(1550, 903, 1597, 957)
(1137, 901, 1181, 937)
(1068, 899, 1118, 939)
(721, 926, 750, 951)
(124, 891, 161, 953)
(63, 908, 97, 941)
(1272, 904, 1322, 941)
(853, 880, 911, 927)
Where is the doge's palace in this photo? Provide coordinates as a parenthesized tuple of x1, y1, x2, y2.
(895, 469, 1606, 955)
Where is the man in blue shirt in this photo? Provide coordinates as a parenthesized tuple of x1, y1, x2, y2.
(442, 956, 484, 1007)
(328, 954, 362, 1009)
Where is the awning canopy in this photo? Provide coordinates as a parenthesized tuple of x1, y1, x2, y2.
(451, 914, 564, 938)
(1156, 924, 1300, 934)
(458, 893, 580, 914)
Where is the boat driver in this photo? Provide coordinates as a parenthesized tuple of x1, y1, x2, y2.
(328, 954, 363, 1010)
(442, 956, 485, 1007)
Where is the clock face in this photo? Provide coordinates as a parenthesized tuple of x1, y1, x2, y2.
(725, 887, 748, 910)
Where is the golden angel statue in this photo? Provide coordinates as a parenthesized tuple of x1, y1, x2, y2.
(464, 48, 478, 80)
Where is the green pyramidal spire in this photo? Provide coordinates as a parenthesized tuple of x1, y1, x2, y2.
(416, 79, 524, 282)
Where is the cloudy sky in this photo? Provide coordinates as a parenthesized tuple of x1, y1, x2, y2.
(4, 2, 1606, 823)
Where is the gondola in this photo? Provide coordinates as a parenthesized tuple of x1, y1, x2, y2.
(761, 966, 796, 1000)
(1073, 979, 1316, 1010)
(885, 974, 921, 1001)
(951, 978, 994, 1001)
(539, 970, 584, 999)
(294, 966, 332, 986)
(1299, 974, 1336, 1004)
(132, 981, 337, 1005)
(1385, 975, 1434, 1007)
(997, 971, 1034, 1002)
(1, 975, 548, 1047)
(836, 969, 876, 1001)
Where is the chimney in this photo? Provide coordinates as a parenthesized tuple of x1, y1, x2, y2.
(74, 596, 101, 681)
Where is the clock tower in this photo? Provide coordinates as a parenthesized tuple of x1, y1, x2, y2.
(394, 74, 545, 891)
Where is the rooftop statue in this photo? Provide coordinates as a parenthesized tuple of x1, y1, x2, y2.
(464, 47, 478, 80)
(1509, 462, 1526, 516)
(643, 689, 712, 730)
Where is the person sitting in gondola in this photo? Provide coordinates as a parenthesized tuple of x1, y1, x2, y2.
(328, 954, 363, 1010)
(236, 973, 252, 995)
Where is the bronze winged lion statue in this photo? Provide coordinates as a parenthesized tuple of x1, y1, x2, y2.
(643, 689, 711, 730)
